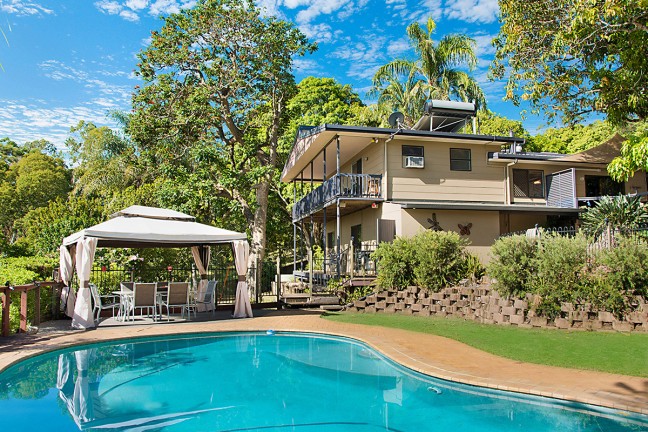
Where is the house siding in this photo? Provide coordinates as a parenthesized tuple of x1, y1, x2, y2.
(388, 138, 504, 203)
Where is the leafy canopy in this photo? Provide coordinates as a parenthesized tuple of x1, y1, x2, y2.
(492, 0, 648, 125)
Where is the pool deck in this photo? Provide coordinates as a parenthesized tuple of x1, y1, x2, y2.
(1, 309, 647, 415)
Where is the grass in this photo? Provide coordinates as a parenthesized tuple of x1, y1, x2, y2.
(322, 312, 648, 377)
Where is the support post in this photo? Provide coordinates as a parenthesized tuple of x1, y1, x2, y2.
(323, 145, 327, 277)
(276, 254, 281, 310)
(293, 181, 297, 274)
(20, 288, 28, 333)
(308, 247, 313, 301)
(34, 283, 41, 326)
(336, 136, 341, 278)
(1, 288, 10, 337)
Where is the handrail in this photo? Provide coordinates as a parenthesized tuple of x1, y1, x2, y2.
(1, 281, 63, 337)
(293, 173, 382, 221)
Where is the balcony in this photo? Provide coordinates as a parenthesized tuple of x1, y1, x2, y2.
(293, 173, 382, 221)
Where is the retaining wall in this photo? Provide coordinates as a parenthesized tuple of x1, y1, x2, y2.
(346, 285, 648, 332)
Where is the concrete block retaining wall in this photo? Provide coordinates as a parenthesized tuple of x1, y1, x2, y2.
(345, 285, 648, 332)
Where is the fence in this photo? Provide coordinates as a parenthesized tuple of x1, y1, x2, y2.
(1, 281, 62, 337)
(88, 264, 269, 305)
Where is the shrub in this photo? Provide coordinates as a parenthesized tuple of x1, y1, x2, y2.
(372, 236, 418, 289)
(373, 230, 470, 290)
(531, 234, 589, 308)
(580, 194, 648, 238)
(594, 237, 648, 297)
(488, 235, 537, 297)
(413, 230, 469, 291)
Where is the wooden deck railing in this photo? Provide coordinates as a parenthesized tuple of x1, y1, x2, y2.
(0, 281, 62, 337)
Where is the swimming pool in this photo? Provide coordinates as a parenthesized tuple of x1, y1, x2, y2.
(0, 332, 645, 431)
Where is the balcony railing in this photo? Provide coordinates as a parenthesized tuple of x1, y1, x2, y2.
(293, 173, 382, 221)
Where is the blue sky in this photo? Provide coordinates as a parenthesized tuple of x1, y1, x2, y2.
(0, 0, 544, 150)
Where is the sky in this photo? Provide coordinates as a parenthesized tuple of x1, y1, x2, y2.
(0, 0, 545, 150)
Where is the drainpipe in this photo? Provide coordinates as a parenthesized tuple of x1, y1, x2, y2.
(505, 160, 518, 205)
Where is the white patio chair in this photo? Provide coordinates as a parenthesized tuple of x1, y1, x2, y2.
(131, 282, 159, 321)
(89, 283, 119, 323)
(158, 282, 190, 321)
(190, 280, 218, 318)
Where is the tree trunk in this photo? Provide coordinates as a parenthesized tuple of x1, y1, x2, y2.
(248, 178, 270, 301)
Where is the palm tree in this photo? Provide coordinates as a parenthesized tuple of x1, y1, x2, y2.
(371, 18, 486, 119)
(369, 61, 426, 126)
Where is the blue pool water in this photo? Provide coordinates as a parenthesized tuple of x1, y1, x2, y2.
(0, 332, 645, 431)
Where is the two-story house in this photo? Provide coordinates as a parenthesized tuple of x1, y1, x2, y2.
(281, 101, 647, 282)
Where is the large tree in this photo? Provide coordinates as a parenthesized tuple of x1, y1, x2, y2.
(492, 0, 648, 125)
(372, 17, 486, 121)
(129, 0, 315, 277)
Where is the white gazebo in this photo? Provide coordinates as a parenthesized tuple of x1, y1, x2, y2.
(59, 205, 254, 329)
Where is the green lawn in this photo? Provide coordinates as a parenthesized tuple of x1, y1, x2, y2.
(322, 313, 648, 377)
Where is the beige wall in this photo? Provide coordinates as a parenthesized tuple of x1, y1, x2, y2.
(388, 138, 504, 203)
(339, 141, 384, 176)
(325, 206, 381, 251)
(401, 208, 500, 262)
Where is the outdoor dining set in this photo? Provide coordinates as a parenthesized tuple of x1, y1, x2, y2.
(89, 280, 218, 323)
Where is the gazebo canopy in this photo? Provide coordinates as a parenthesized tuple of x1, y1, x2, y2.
(60, 205, 253, 329)
(62, 205, 246, 248)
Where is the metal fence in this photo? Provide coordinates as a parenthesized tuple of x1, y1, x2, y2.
(87, 265, 265, 305)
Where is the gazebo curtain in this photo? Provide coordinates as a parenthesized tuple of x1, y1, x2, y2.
(191, 245, 211, 312)
(72, 238, 98, 329)
(59, 244, 76, 318)
(232, 240, 253, 318)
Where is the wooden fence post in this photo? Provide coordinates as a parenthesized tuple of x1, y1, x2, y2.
(1, 287, 10, 337)
(20, 288, 28, 333)
(34, 283, 41, 326)
(276, 255, 281, 310)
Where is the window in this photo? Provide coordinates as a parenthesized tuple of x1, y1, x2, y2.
(585, 175, 624, 197)
(450, 148, 471, 171)
(513, 169, 544, 198)
(351, 224, 362, 249)
(327, 231, 335, 250)
(352, 158, 362, 174)
(402, 145, 424, 168)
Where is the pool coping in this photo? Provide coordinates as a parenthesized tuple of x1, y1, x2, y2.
(1, 310, 647, 417)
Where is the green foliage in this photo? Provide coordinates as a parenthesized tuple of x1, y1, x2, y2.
(608, 121, 648, 182)
(474, 110, 529, 138)
(346, 286, 374, 303)
(525, 120, 616, 153)
(372, 237, 418, 289)
(16, 197, 105, 256)
(373, 230, 470, 291)
(462, 253, 486, 283)
(580, 195, 648, 238)
(0, 151, 71, 242)
(0, 256, 57, 284)
(413, 230, 469, 291)
(129, 0, 316, 267)
(492, 0, 648, 125)
(489, 232, 648, 319)
(372, 17, 485, 125)
(488, 235, 537, 297)
(595, 238, 648, 297)
(532, 234, 589, 318)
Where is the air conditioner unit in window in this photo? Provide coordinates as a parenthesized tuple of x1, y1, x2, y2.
(404, 156, 424, 168)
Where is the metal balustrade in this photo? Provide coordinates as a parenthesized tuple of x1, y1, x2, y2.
(293, 173, 382, 221)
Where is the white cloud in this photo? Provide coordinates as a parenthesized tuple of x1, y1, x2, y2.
(387, 0, 442, 24)
(387, 38, 410, 57)
(95, 0, 122, 15)
(125, 0, 148, 10)
(444, 0, 499, 24)
(472, 33, 496, 57)
(292, 58, 319, 74)
(0, 99, 123, 150)
(295, 0, 351, 24)
(95, 0, 195, 21)
(149, 0, 180, 16)
(298, 22, 335, 43)
(0, 0, 54, 16)
(332, 34, 388, 80)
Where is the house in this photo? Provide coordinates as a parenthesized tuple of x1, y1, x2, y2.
(281, 102, 647, 282)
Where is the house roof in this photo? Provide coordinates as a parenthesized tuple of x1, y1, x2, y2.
(490, 134, 625, 165)
(556, 133, 624, 164)
(282, 123, 522, 182)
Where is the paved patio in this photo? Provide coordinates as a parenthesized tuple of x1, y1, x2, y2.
(1, 309, 646, 415)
